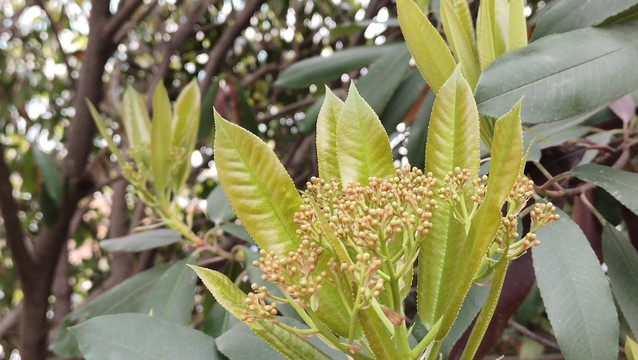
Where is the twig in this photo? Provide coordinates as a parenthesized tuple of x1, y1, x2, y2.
(103, 0, 145, 41)
(508, 319, 561, 351)
(258, 97, 317, 123)
(34, 0, 75, 87)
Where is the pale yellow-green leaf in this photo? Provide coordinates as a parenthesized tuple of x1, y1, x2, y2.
(214, 112, 302, 257)
(87, 100, 126, 167)
(397, 0, 456, 93)
(151, 82, 173, 198)
(476, 0, 507, 70)
(336, 84, 395, 186)
(122, 86, 151, 149)
(418, 66, 480, 327)
(414, 0, 431, 14)
(626, 336, 638, 360)
(171, 79, 201, 191)
(357, 305, 398, 359)
(508, 0, 528, 51)
(453, 0, 476, 47)
(189, 266, 332, 360)
(441, 0, 481, 90)
(437, 100, 523, 339)
(316, 88, 343, 181)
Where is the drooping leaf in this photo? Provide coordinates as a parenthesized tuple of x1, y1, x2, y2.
(99, 229, 182, 252)
(71, 313, 217, 360)
(573, 163, 638, 216)
(532, 209, 618, 360)
(275, 43, 405, 89)
(206, 185, 235, 223)
(475, 21, 638, 124)
(336, 84, 395, 185)
(357, 43, 413, 115)
(397, 0, 456, 93)
(189, 266, 333, 360)
(316, 88, 344, 181)
(32, 146, 63, 204)
(214, 112, 302, 256)
(151, 81, 173, 197)
(602, 224, 638, 336)
(419, 66, 480, 328)
(532, 0, 638, 39)
(51, 263, 172, 356)
(139, 256, 196, 324)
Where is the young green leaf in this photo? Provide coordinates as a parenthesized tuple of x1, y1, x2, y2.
(316, 88, 344, 181)
(172, 79, 201, 190)
(121, 86, 152, 149)
(214, 112, 302, 256)
(440, 0, 480, 89)
(533, 209, 618, 360)
(151, 81, 173, 199)
(357, 306, 399, 359)
(86, 101, 127, 167)
(336, 84, 395, 186)
(508, 0, 527, 51)
(627, 336, 638, 360)
(476, 0, 507, 70)
(397, 0, 456, 93)
(419, 66, 480, 328)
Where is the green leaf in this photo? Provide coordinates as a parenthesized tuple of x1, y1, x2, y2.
(217, 322, 287, 360)
(440, 0, 480, 89)
(151, 81, 173, 197)
(419, 66, 479, 327)
(198, 78, 219, 142)
(508, 0, 527, 50)
(405, 90, 436, 169)
(532, 208, 618, 360)
(99, 229, 182, 252)
(206, 185, 236, 224)
(316, 88, 344, 181)
(357, 43, 413, 115)
(627, 336, 638, 360)
(532, 0, 638, 39)
(275, 43, 405, 89)
(573, 163, 638, 216)
(71, 313, 217, 360)
(87, 101, 127, 166)
(379, 69, 428, 132)
(172, 79, 201, 190)
(32, 146, 63, 204)
(336, 84, 395, 186)
(440, 284, 490, 356)
(190, 266, 333, 360)
(51, 263, 172, 356)
(438, 100, 522, 339)
(357, 306, 399, 359)
(121, 86, 152, 149)
(203, 302, 238, 338)
(139, 256, 196, 324)
(602, 224, 638, 336)
(476, 22, 638, 124)
(476, 0, 507, 70)
(218, 223, 253, 244)
(397, 0, 456, 93)
(214, 112, 302, 256)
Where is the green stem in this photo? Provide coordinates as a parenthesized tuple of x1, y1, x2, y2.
(411, 318, 442, 359)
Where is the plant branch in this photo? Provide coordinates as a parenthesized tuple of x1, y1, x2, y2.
(103, 0, 145, 41)
(507, 319, 561, 351)
(34, 0, 75, 86)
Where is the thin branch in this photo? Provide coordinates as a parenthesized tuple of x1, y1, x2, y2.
(0, 143, 34, 273)
(34, 0, 74, 86)
(146, 0, 210, 108)
(103, 0, 145, 41)
(112, 2, 158, 44)
(199, 0, 268, 94)
(508, 319, 561, 351)
(258, 96, 317, 123)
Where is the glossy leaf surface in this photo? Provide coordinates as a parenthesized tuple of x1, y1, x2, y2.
(533, 209, 618, 360)
(316, 88, 344, 181)
(602, 224, 638, 336)
(532, 0, 638, 39)
(573, 163, 638, 216)
(419, 67, 479, 327)
(99, 229, 182, 252)
(476, 21, 638, 124)
(214, 112, 302, 256)
(336, 84, 395, 185)
(72, 313, 217, 360)
(32, 146, 63, 204)
(398, 0, 456, 93)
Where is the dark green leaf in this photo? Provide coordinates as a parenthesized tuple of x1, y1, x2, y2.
(139, 256, 197, 324)
(218, 223, 253, 244)
(206, 185, 235, 223)
(380, 69, 428, 132)
(100, 229, 181, 252)
(32, 146, 63, 204)
(72, 313, 217, 360)
(532, 209, 618, 360)
(476, 21, 638, 124)
(406, 91, 435, 169)
(198, 78, 219, 142)
(275, 43, 405, 89)
(602, 224, 638, 336)
(203, 302, 238, 338)
(216, 322, 286, 360)
(532, 0, 638, 39)
(573, 163, 638, 216)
